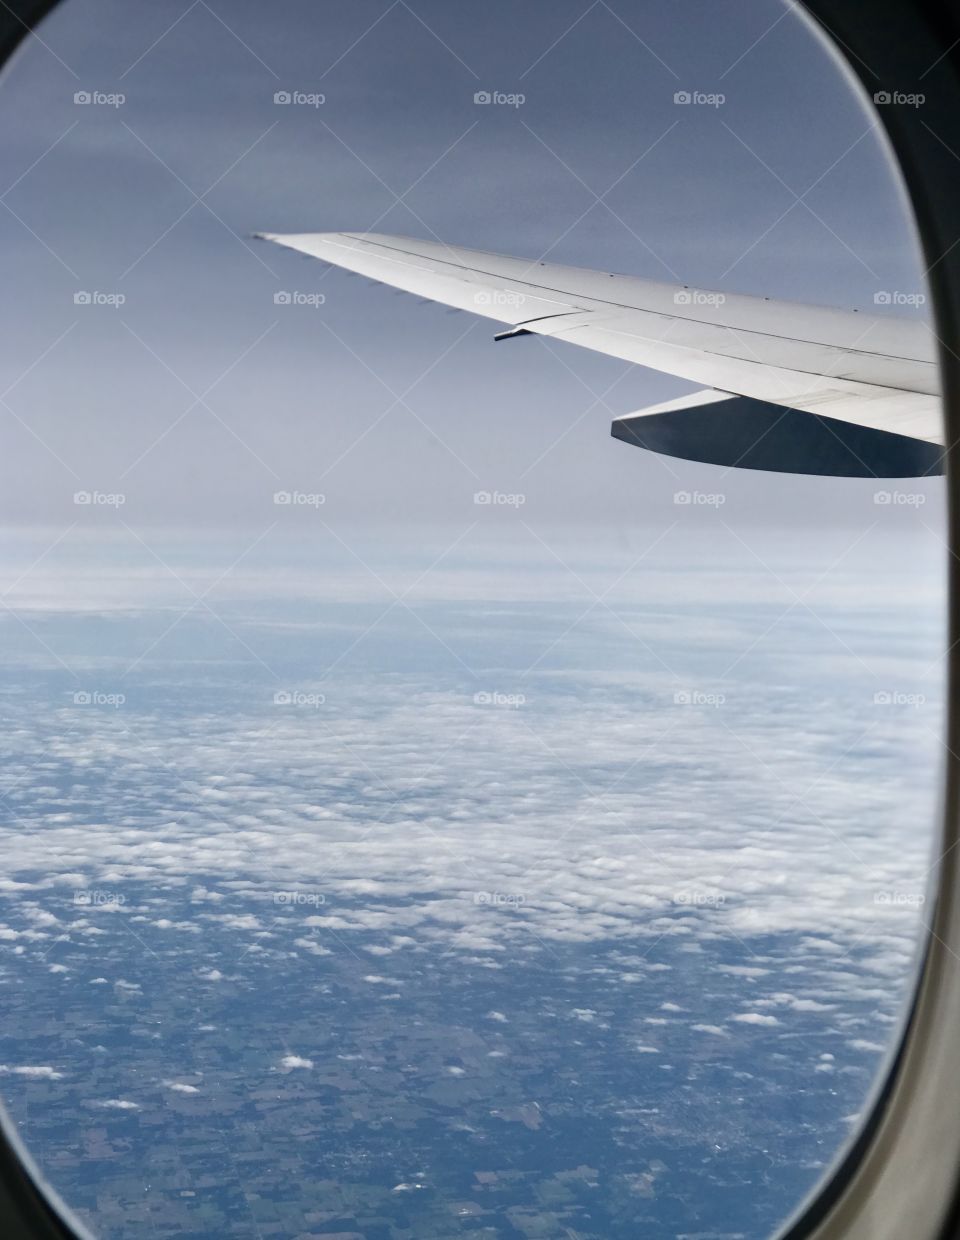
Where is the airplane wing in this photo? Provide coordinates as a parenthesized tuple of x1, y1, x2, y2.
(258, 230, 943, 477)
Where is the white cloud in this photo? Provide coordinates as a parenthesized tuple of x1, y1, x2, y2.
(293, 938, 332, 957)
(0, 1065, 63, 1079)
(280, 1055, 313, 1070)
(732, 1013, 781, 1027)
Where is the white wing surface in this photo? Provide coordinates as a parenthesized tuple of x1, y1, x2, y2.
(259, 230, 943, 475)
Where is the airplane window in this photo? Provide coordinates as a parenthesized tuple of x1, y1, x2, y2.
(0, 2, 944, 1238)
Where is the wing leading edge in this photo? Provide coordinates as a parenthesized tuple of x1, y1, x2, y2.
(258, 230, 943, 477)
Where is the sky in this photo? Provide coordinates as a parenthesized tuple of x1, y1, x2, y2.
(0, 0, 940, 531)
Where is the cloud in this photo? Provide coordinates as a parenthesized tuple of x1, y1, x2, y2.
(0, 540, 940, 1109)
(293, 938, 332, 957)
(280, 1055, 313, 1070)
(0, 1065, 63, 1079)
